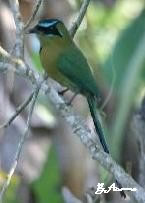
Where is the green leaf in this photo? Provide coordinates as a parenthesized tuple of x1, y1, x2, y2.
(32, 146, 64, 203)
(103, 10, 145, 160)
(103, 10, 145, 88)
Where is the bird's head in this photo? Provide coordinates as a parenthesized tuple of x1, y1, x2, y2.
(28, 19, 70, 45)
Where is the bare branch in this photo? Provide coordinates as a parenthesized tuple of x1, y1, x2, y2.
(0, 91, 34, 129)
(0, 78, 45, 202)
(0, 45, 36, 84)
(69, 0, 91, 38)
(24, 0, 42, 30)
(0, 46, 24, 68)
(9, 0, 24, 58)
(44, 83, 145, 202)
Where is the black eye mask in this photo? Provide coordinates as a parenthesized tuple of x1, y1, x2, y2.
(36, 24, 62, 37)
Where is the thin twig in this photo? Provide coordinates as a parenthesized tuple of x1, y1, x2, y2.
(0, 0, 40, 200)
(69, 0, 91, 38)
(24, 0, 42, 30)
(0, 91, 34, 129)
(9, 0, 24, 58)
(0, 95, 36, 202)
(0, 45, 25, 72)
(0, 80, 43, 202)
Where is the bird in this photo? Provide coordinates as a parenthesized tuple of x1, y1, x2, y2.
(29, 18, 109, 153)
(28, 19, 126, 198)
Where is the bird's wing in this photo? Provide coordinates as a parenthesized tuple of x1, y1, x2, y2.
(57, 46, 98, 96)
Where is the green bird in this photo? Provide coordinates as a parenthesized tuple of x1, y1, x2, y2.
(29, 19, 125, 198)
(29, 18, 109, 153)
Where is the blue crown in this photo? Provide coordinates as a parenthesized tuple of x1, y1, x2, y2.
(38, 19, 62, 28)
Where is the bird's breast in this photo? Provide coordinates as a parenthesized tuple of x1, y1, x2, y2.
(40, 43, 76, 89)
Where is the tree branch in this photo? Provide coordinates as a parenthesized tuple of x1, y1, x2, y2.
(69, 0, 91, 38)
(0, 45, 36, 84)
(44, 81, 145, 202)
(9, 0, 24, 58)
(0, 91, 34, 129)
(24, 0, 42, 30)
(0, 78, 45, 202)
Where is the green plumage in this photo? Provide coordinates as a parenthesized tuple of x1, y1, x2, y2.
(57, 46, 99, 96)
(57, 45, 109, 154)
(38, 20, 110, 154)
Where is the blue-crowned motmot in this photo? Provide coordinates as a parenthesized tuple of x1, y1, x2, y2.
(29, 19, 125, 198)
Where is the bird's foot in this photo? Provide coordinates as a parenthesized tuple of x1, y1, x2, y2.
(66, 92, 78, 106)
(58, 88, 69, 96)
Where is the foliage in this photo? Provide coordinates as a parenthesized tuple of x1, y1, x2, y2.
(77, 0, 145, 160)
(32, 146, 64, 203)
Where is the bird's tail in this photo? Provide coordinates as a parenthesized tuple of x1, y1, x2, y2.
(87, 94, 126, 198)
(87, 94, 109, 154)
